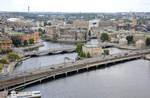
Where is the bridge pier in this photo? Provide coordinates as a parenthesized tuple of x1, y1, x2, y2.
(40, 79, 42, 83)
(76, 69, 79, 73)
(65, 72, 68, 76)
(86, 66, 89, 71)
(96, 65, 99, 68)
(53, 75, 56, 79)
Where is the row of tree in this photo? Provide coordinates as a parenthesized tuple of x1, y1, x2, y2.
(11, 37, 34, 47)
(0, 53, 21, 71)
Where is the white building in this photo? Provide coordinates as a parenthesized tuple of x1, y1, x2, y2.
(82, 39, 102, 57)
(136, 40, 145, 48)
(89, 19, 100, 29)
(119, 38, 128, 45)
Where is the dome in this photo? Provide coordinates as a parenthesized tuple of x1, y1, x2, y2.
(119, 38, 127, 42)
(136, 40, 145, 44)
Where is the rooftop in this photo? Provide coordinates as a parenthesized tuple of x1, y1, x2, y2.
(0, 37, 11, 41)
(5, 30, 24, 36)
(84, 39, 101, 48)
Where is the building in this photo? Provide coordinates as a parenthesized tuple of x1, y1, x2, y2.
(0, 37, 12, 53)
(45, 26, 60, 39)
(82, 39, 102, 57)
(5, 29, 39, 44)
(46, 26, 88, 41)
(89, 19, 100, 29)
(59, 27, 88, 40)
(119, 38, 128, 45)
(136, 40, 145, 48)
(22, 32, 39, 43)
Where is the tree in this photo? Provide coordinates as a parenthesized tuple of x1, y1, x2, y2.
(76, 43, 84, 53)
(126, 35, 133, 44)
(88, 30, 91, 37)
(0, 64, 2, 71)
(104, 49, 109, 55)
(146, 37, 150, 46)
(24, 40, 28, 46)
(29, 39, 34, 44)
(100, 33, 108, 42)
(11, 36, 22, 47)
(75, 32, 78, 40)
(8, 52, 21, 61)
(0, 58, 9, 70)
(84, 32, 87, 40)
(0, 58, 9, 64)
(66, 20, 73, 24)
(79, 51, 86, 57)
(87, 52, 91, 58)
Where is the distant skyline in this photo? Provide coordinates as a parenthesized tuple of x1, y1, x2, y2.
(0, 0, 150, 12)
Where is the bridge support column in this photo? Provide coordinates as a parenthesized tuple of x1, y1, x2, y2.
(53, 75, 56, 79)
(40, 79, 42, 83)
(65, 72, 67, 76)
(76, 69, 79, 73)
(86, 66, 89, 71)
(96, 65, 99, 68)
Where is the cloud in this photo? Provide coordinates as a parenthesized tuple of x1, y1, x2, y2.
(0, 0, 149, 12)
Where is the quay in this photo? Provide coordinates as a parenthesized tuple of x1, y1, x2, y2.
(0, 49, 149, 91)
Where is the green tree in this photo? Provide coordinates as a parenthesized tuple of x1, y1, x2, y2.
(126, 35, 133, 44)
(66, 20, 73, 24)
(29, 39, 34, 44)
(146, 37, 150, 46)
(8, 52, 21, 61)
(79, 51, 86, 57)
(0, 64, 2, 71)
(87, 52, 91, 58)
(75, 32, 78, 40)
(11, 36, 22, 47)
(76, 43, 84, 53)
(24, 40, 28, 46)
(84, 32, 87, 40)
(88, 30, 91, 37)
(100, 33, 108, 42)
(0, 58, 9, 68)
(104, 49, 109, 55)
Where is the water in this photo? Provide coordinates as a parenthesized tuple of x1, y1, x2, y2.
(39, 41, 75, 51)
(14, 53, 77, 72)
(105, 48, 128, 55)
(14, 41, 77, 72)
(22, 59, 150, 98)
(15, 41, 150, 98)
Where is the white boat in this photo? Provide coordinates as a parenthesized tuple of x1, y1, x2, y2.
(7, 91, 41, 98)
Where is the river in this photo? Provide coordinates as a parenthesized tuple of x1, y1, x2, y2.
(15, 41, 150, 98)
(14, 41, 77, 72)
(22, 59, 150, 98)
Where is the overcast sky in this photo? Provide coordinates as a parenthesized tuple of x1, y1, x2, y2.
(0, 0, 150, 12)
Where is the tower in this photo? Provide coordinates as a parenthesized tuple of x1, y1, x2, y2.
(28, 6, 30, 13)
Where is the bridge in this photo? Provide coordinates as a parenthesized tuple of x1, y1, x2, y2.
(0, 49, 150, 91)
(24, 47, 76, 56)
(100, 42, 139, 50)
